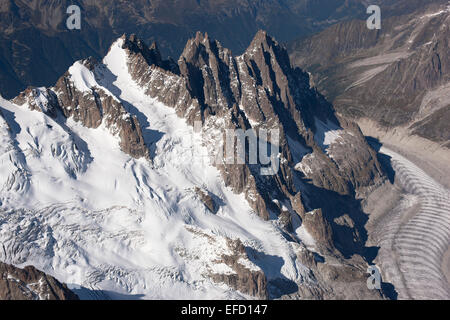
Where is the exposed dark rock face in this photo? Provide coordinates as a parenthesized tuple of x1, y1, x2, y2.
(292, 246, 385, 300)
(194, 187, 219, 214)
(13, 58, 149, 160)
(289, 2, 450, 147)
(4, 30, 390, 300)
(0, 0, 375, 100)
(410, 106, 450, 148)
(210, 238, 268, 299)
(330, 117, 383, 190)
(121, 32, 384, 222)
(13, 87, 59, 118)
(0, 261, 79, 300)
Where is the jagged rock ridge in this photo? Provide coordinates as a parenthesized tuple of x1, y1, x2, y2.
(0, 31, 388, 300)
(0, 261, 79, 300)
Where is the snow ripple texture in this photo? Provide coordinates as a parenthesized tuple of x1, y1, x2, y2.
(374, 147, 450, 300)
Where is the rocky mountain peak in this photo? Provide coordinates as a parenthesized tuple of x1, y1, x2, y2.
(0, 0, 17, 13)
(0, 262, 78, 300)
(245, 29, 290, 67)
(194, 30, 210, 43)
(119, 32, 384, 228)
(180, 31, 232, 65)
(11, 50, 150, 160)
(288, 3, 450, 146)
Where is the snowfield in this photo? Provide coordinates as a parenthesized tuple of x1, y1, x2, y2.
(0, 39, 313, 299)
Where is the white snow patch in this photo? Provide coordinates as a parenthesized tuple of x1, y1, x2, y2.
(68, 61, 98, 93)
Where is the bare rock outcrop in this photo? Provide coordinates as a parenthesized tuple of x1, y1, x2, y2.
(13, 58, 149, 160)
(13, 87, 59, 117)
(0, 261, 79, 300)
(120, 31, 385, 224)
(210, 239, 268, 299)
(299, 208, 334, 250)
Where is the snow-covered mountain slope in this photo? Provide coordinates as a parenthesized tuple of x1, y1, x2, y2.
(0, 33, 385, 299)
(289, 1, 450, 147)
